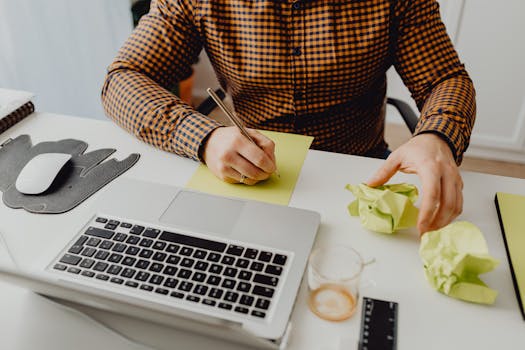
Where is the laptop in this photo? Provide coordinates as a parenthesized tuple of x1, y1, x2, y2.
(0, 177, 320, 349)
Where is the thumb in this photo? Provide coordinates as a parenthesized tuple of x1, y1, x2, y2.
(366, 155, 399, 187)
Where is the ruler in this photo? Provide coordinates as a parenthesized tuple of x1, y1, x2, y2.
(358, 297, 398, 350)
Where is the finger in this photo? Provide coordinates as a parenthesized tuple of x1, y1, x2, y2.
(455, 181, 464, 218)
(429, 175, 457, 231)
(230, 153, 271, 182)
(228, 167, 258, 186)
(249, 130, 277, 163)
(237, 138, 276, 175)
(366, 152, 400, 187)
(417, 168, 441, 235)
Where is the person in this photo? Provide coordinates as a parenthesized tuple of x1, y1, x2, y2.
(101, 0, 475, 235)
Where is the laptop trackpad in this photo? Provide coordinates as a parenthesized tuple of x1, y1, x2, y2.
(159, 190, 244, 237)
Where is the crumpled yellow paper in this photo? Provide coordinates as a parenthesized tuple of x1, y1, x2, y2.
(345, 183, 419, 234)
(419, 221, 500, 304)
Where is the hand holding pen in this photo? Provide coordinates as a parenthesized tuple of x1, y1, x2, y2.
(201, 88, 278, 185)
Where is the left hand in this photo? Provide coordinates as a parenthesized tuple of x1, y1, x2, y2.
(366, 133, 463, 235)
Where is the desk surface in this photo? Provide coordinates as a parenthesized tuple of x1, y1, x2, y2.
(1, 112, 524, 350)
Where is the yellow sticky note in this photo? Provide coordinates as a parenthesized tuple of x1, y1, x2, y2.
(186, 130, 313, 206)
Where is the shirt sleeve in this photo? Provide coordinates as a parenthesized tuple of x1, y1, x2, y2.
(393, 0, 476, 164)
(101, 0, 222, 161)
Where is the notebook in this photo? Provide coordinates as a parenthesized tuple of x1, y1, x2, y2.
(495, 192, 525, 320)
(0, 89, 35, 134)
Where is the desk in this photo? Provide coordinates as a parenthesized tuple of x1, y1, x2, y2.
(1, 112, 524, 350)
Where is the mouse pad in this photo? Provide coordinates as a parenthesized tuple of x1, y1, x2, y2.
(0, 134, 140, 214)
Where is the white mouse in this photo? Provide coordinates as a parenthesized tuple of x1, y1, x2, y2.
(15, 153, 72, 195)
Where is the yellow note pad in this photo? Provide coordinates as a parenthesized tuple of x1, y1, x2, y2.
(186, 130, 314, 206)
(495, 192, 525, 319)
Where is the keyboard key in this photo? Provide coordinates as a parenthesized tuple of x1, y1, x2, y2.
(110, 277, 124, 285)
(180, 258, 195, 268)
(80, 247, 96, 257)
(209, 288, 223, 299)
(222, 279, 236, 289)
(104, 223, 118, 230)
(224, 291, 239, 303)
(239, 295, 255, 306)
(95, 250, 110, 260)
(149, 274, 164, 285)
(54, 263, 67, 271)
(223, 267, 238, 277)
(74, 235, 89, 246)
(254, 274, 279, 287)
(126, 235, 140, 245)
(251, 310, 266, 318)
(85, 227, 114, 239)
(164, 278, 179, 288)
(207, 252, 221, 262)
(167, 244, 180, 253)
(187, 295, 200, 303)
(130, 225, 145, 235)
(167, 255, 181, 265)
(179, 281, 193, 292)
(93, 262, 109, 272)
(234, 306, 249, 314)
(108, 219, 120, 226)
(180, 247, 193, 256)
(193, 249, 207, 259)
(136, 271, 150, 281)
(193, 284, 208, 295)
(140, 284, 153, 291)
(238, 270, 253, 281)
(170, 291, 184, 299)
(202, 299, 216, 306)
(68, 245, 83, 254)
(244, 248, 259, 259)
(221, 255, 235, 265)
(100, 240, 114, 250)
(155, 288, 169, 295)
(191, 272, 206, 282)
(159, 231, 227, 253)
(152, 252, 167, 262)
(143, 228, 161, 239)
(265, 265, 283, 276)
(273, 254, 288, 266)
(163, 265, 178, 276)
(209, 264, 223, 274)
(139, 238, 153, 248)
(253, 286, 274, 298)
(113, 232, 127, 242)
(125, 246, 140, 256)
(139, 249, 153, 258)
(177, 269, 192, 279)
(125, 281, 138, 288)
(96, 274, 109, 281)
(60, 254, 81, 265)
(149, 263, 164, 272)
(67, 267, 81, 274)
(237, 282, 252, 293)
(258, 251, 272, 262)
(135, 259, 150, 269)
(226, 245, 244, 256)
(80, 258, 95, 269)
(112, 243, 127, 253)
(250, 261, 264, 272)
(194, 261, 209, 271)
(107, 264, 122, 275)
(235, 259, 249, 269)
(81, 270, 95, 278)
(207, 275, 221, 286)
(122, 256, 137, 266)
(95, 217, 108, 223)
(153, 241, 166, 250)
(108, 253, 123, 264)
(218, 302, 233, 310)
(121, 268, 136, 278)
(121, 222, 132, 229)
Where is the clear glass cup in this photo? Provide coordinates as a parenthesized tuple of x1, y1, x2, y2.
(307, 245, 364, 321)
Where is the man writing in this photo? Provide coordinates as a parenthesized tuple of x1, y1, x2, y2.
(102, 0, 475, 235)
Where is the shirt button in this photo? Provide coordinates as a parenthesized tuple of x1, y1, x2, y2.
(292, 47, 302, 56)
(293, 2, 301, 10)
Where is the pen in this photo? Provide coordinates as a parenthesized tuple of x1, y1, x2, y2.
(206, 88, 280, 178)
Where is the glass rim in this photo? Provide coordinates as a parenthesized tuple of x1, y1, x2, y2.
(308, 244, 364, 282)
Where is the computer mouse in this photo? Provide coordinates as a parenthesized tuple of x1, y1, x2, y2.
(15, 153, 72, 195)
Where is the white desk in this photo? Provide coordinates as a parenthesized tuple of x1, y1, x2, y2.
(1, 112, 524, 350)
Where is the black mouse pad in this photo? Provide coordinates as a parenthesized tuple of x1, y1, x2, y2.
(0, 134, 140, 214)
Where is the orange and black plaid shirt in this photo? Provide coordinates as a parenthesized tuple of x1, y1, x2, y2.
(102, 0, 475, 163)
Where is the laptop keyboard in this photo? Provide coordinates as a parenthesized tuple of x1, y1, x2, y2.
(51, 216, 290, 320)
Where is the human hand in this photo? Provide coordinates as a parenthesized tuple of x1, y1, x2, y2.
(366, 133, 463, 235)
(202, 126, 276, 185)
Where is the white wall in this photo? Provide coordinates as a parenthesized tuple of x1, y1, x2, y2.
(0, 0, 134, 120)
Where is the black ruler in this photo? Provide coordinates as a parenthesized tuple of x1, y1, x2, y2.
(358, 297, 398, 350)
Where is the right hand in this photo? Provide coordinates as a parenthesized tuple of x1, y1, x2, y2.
(202, 127, 277, 185)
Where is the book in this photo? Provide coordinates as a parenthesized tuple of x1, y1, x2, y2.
(0, 89, 35, 134)
(495, 192, 525, 320)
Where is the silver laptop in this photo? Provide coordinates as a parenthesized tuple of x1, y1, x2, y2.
(0, 177, 320, 349)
